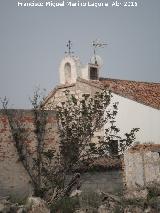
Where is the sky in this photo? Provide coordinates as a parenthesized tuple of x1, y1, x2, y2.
(0, 0, 160, 108)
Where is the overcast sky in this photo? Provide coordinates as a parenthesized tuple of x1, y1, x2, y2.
(0, 0, 160, 108)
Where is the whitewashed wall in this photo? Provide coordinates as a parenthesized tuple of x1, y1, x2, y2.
(81, 65, 89, 80)
(106, 93, 160, 144)
(59, 56, 80, 84)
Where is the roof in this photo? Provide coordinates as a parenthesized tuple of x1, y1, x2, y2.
(42, 77, 160, 110)
(127, 144, 160, 153)
(100, 78, 160, 110)
(42, 78, 103, 107)
(42, 83, 75, 107)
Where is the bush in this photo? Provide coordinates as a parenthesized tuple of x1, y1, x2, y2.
(50, 196, 79, 213)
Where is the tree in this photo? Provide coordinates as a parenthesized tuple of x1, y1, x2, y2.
(0, 89, 139, 206)
(56, 90, 139, 171)
(0, 90, 56, 198)
(0, 96, 35, 184)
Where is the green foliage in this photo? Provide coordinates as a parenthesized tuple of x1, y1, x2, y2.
(50, 196, 79, 213)
(148, 197, 160, 211)
(119, 128, 139, 153)
(122, 197, 146, 208)
(50, 191, 102, 213)
(57, 90, 139, 172)
(0, 97, 34, 185)
(0, 90, 58, 199)
(79, 191, 101, 210)
(147, 184, 160, 200)
(0, 89, 139, 207)
(56, 90, 112, 168)
(113, 206, 123, 213)
(9, 195, 28, 205)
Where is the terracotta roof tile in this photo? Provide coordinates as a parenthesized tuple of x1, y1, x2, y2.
(100, 78, 160, 110)
(128, 144, 160, 153)
(42, 77, 160, 110)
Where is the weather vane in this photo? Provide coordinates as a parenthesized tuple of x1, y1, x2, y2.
(92, 39, 107, 64)
(65, 40, 74, 55)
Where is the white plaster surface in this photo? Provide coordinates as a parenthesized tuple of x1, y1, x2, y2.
(108, 93, 160, 144)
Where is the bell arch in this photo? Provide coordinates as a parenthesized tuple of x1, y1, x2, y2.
(64, 62, 71, 83)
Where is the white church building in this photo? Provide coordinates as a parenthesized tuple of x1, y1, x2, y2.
(43, 47, 160, 145)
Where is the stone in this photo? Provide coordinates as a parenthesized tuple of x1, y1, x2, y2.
(70, 189, 82, 197)
(124, 189, 148, 200)
(124, 206, 144, 213)
(0, 197, 19, 213)
(98, 204, 110, 213)
(74, 210, 86, 213)
(17, 206, 27, 213)
(26, 197, 50, 213)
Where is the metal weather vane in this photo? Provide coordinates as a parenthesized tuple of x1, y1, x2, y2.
(65, 40, 74, 55)
(92, 39, 107, 64)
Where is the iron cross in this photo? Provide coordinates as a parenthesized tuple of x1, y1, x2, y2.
(65, 40, 74, 55)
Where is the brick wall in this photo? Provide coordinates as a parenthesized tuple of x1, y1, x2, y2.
(0, 109, 58, 199)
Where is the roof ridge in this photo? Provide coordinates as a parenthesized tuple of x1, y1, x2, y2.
(42, 83, 77, 106)
(77, 77, 104, 89)
(99, 77, 160, 85)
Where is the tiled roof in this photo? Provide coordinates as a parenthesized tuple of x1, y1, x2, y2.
(100, 78, 160, 110)
(128, 144, 160, 153)
(42, 77, 160, 110)
(42, 78, 103, 107)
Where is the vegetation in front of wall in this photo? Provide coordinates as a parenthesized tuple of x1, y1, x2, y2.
(50, 196, 79, 213)
(8, 194, 28, 206)
(0, 89, 139, 209)
(121, 182, 160, 212)
(1, 183, 160, 213)
(50, 183, 160, 213)
(49, 191, 103, 213)
(86, 155, 122, 172)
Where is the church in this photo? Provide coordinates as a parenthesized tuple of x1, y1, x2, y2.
(43, 41, 160, 145)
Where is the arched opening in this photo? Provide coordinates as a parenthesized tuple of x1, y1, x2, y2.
(64, 62, 71, 84)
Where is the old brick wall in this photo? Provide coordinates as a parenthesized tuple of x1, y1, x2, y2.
(0, 109, 58, 198)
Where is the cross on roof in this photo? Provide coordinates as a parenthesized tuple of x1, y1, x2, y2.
(65, 40, 74, 55)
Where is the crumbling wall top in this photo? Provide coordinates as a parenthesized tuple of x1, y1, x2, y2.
(128, 144, 160, 153)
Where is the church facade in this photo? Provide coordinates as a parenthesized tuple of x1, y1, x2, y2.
(43, 53, 160, 145)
